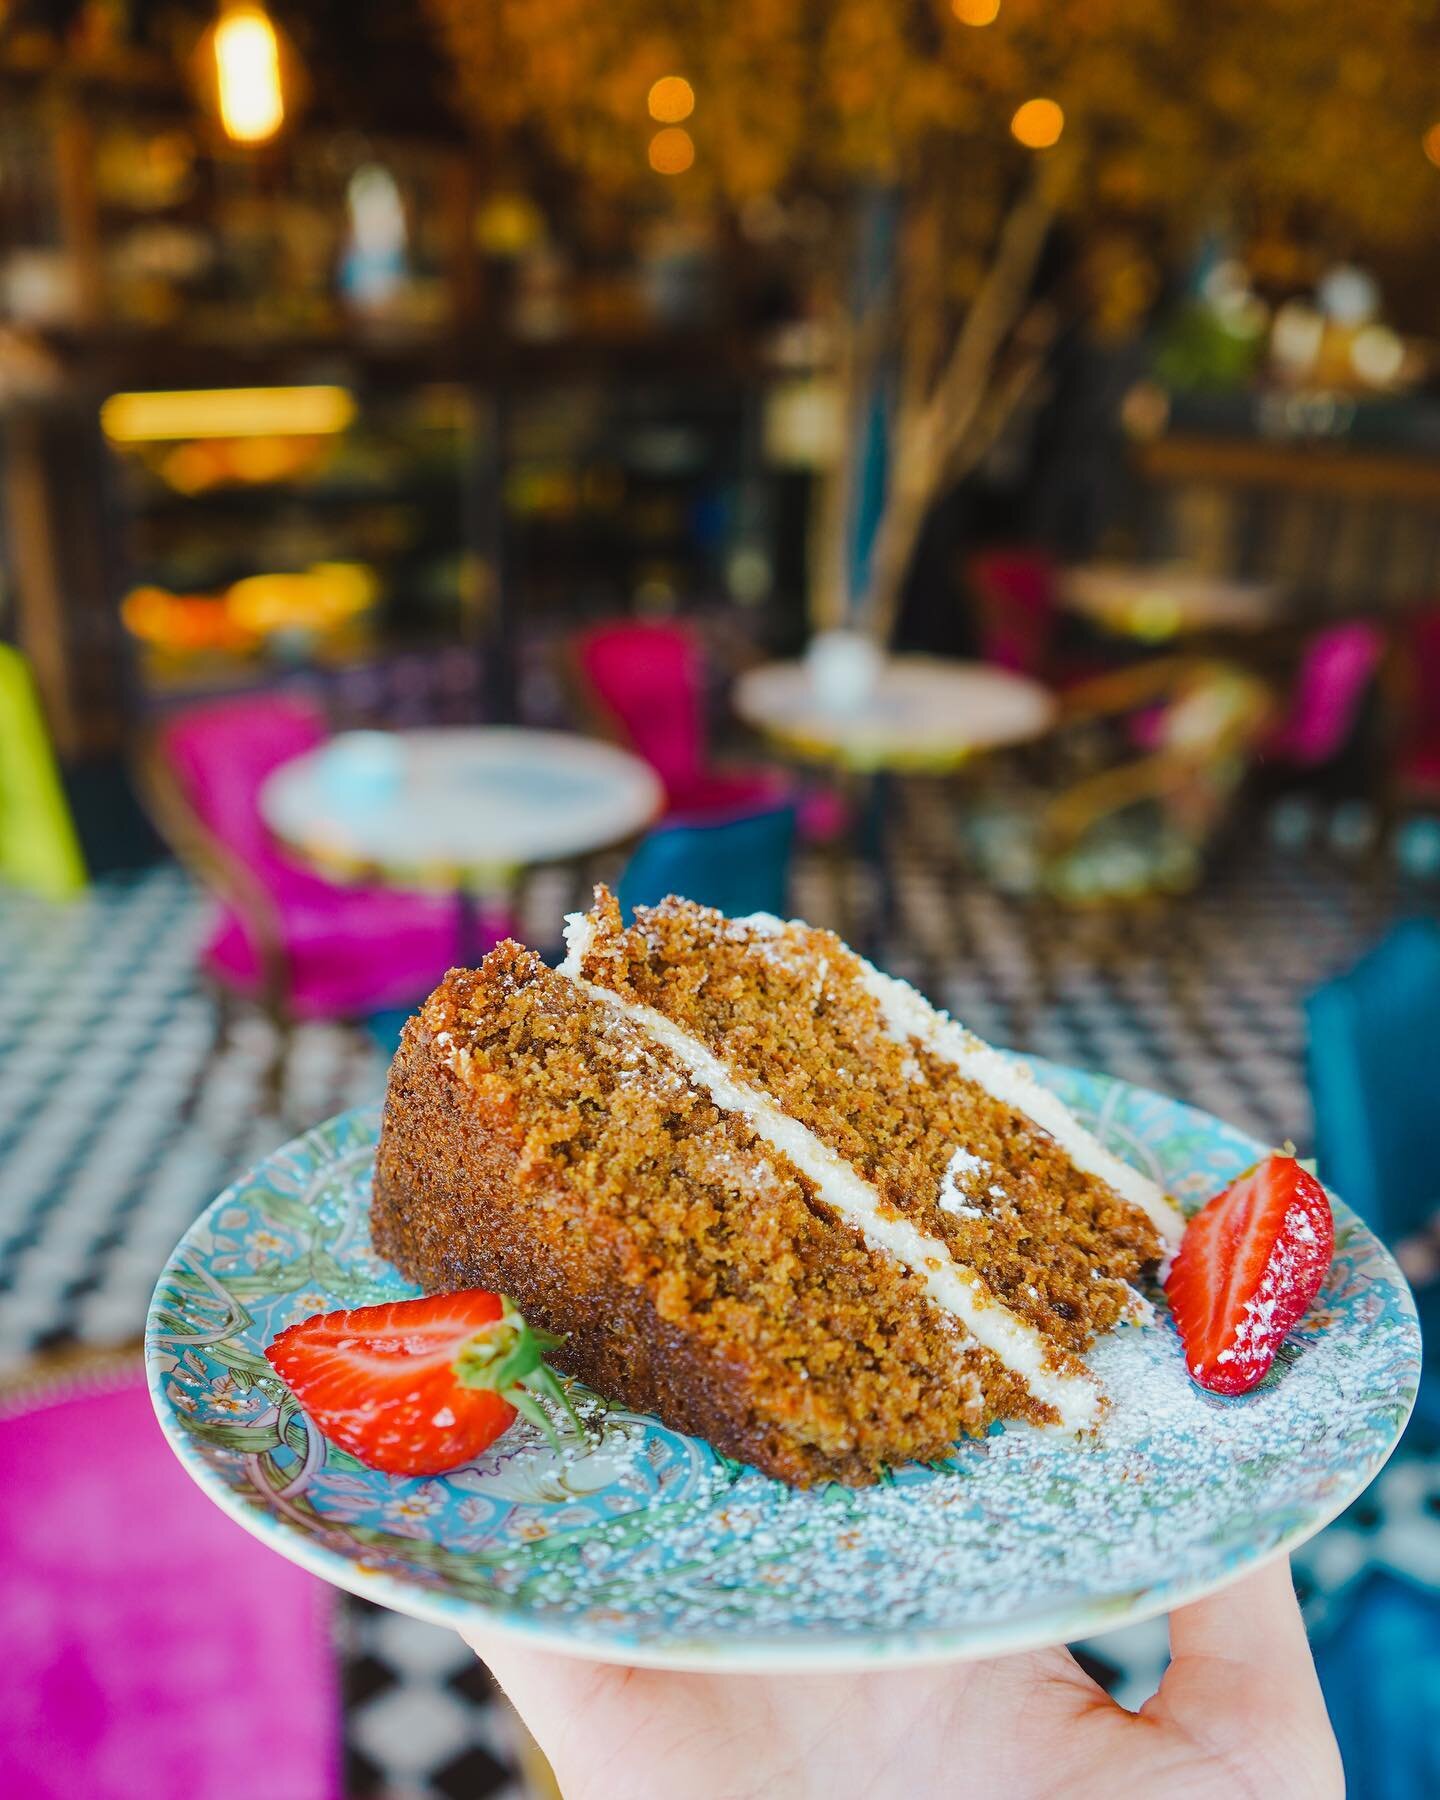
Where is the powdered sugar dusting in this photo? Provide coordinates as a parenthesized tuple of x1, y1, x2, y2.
(1214, 1201, 1324, 1376)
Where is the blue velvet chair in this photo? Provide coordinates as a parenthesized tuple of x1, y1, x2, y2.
(1306, 919, 1440, 1437)
(1306, 919, 1440, 1244)
(1312, 1568, 1440, 1800)
(617, 802, 796, 920)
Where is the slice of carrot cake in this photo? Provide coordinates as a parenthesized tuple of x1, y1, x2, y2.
(372, 889, 1182, 1487)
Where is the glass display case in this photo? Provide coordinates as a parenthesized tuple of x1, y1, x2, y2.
(101, 379, 486, 708)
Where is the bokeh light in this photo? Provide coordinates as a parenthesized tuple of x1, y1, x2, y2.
(1424, 122, 1440, 168)
(951, 0, 1001, 25)
(1011, 98, 1064, 150)
(648, 127, 695, 175)
(212, 4, 286, 145)
(648, 76, 696, 124)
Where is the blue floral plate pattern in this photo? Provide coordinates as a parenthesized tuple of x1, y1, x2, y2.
(145, 1062, 1421, 1671)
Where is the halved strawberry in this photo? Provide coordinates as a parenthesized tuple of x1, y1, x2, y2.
(265, 1289, 582, 1476)
(1165, 1154, 1333, 1395)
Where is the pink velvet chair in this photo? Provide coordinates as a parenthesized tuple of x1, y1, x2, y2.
(968, 550, 1059, 677)
(142, 693, 459, 1023)
(571, 619, 805, 828)
(0, 1365, 341, 1800)
(1264, 621, 1384, 772)
(1393, 610, 1440, 804)
(573, 617, 849, 843)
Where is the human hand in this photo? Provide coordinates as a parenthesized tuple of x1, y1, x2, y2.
(463, 1555, 1341, 1800)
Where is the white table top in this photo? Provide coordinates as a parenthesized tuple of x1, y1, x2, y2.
(734, 655, 1056, 772)
(1061, 563, 1284, 637)
(260, 727, 663, 887)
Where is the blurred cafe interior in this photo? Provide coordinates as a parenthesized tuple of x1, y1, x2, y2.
(2, 2, 1440, 1795)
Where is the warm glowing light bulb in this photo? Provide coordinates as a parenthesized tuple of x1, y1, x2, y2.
(648, 75, 695, 124)
(1424, 122, 1440, 168)
(214, 4, 285, 144)
(951, 0, 1000, 24)
(1011, 97, 1064, 150)
(648, 127, 695, 175)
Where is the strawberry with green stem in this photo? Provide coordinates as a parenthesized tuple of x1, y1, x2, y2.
(266, 1289, 585, 1476)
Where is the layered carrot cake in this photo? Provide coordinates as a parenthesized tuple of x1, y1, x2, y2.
(372, 889, 1183, 1487)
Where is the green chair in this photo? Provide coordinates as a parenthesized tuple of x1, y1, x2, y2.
(0, 643, 86, 900)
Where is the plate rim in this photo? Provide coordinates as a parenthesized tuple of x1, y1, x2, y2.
(144, 1068, 1422, 1673)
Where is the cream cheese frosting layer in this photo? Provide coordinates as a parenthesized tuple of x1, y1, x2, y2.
(737, 913, 1185, 1253)
(561, 912, 1102, 1432)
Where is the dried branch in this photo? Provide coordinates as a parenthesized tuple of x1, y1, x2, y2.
(860, 178, 1055, 643)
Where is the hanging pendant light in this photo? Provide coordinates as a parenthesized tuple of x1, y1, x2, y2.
(196, 3, 302, 147)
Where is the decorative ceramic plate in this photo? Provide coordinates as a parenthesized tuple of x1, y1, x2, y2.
(146, 1063, 1420, 1672)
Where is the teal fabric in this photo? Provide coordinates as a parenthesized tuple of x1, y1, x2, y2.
(1313, 1570, 1440, 1800)
(617, 804, 796, 921)
(1307, 919, 1440, 1437)
(1306, 919, 1440, 1245)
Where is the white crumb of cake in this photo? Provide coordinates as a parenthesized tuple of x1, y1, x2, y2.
(937, 1148, 990, 1218)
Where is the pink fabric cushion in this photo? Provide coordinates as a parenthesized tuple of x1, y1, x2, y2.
(576, 620, 708, 796)
(661, 767, 791, 828)
(161, 695, 460, 1018)
(1265, 622, 1384, 768)
(203, 877, 462, 1020)
(0, 1372, 340, 1800)
(969, 550, 1058, 677)
(163, 693, 329, 867)
(576, 619, 827, 836)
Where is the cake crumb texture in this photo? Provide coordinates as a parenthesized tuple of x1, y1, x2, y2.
(574, 892, 1165, 1355)
(374, 943, 1044, 1487)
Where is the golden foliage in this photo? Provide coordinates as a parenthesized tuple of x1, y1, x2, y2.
(427, 0, 1440, 245)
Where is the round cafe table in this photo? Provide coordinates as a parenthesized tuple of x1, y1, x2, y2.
(259, 726, 663, 956)
(733, 654, 1056, 774)
(1060, 562, 1285, 643)
(734, 655, 1056, 942)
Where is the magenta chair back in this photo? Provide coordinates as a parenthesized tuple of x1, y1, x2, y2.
(573, 618, 792, 826)
(968, 550, 1058, 677)
(1266, 622, 1384, 770)
(1396, 610, 1440, 795)
(161, 692, 329, 872)
(575, 619, 709, 800)
(151, 693, 458, 1021)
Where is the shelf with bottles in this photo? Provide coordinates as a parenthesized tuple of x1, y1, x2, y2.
(101, 377, 486, 703)
(121, 557, 486, 703)
(0, 69, 470, 349)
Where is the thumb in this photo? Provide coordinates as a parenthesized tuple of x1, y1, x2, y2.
(1147, 1556, 1342, 1797)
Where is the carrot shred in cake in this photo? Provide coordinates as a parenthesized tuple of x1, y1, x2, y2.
(372, 890, 1181, 1487)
